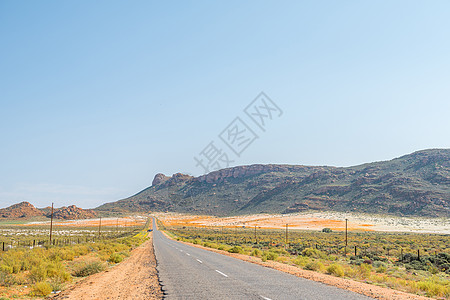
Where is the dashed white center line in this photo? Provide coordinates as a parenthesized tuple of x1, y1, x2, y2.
(196, 259, 203, 264)
(215, 270, 228, 277)
(186, 253, 191, 256)
(260, 296, 272, 300)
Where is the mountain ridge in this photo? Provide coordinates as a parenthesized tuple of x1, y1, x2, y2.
(0, 202, 98, 220)
(96, 149, 450, 217)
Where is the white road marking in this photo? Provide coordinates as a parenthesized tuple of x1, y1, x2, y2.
(186, 253, 191, 256)
(260, 296, 272, 300)
(196, 259, 203, 263)
(215, 270, 228, 277)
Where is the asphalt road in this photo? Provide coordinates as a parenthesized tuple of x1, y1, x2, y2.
(152, 219, 374, 300)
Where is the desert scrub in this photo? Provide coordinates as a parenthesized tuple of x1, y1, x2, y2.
(72, 260, 106, 277)
(228, 246, 243, 254)
(410, 275, 450, 298)
(357, 263, 372, 278)
(165, 224, 450, 298)
(327, 263, 344, 277)
(108, 252, 124, 264)
(0, 271, 16, 286)
(293, 256, 309, 267)
(218, 245, 229, 251)
(261, 251, 279, 261)
(304, 261, 326, 272)
(31, 281, 52, 296)
(275, 256, 290, 263)
(301, 248, 326, 259)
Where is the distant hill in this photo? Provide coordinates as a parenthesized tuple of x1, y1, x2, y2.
(0, 201, 44, 219)
(96, 149, 450, 218)
(0, 202, 97, 220)
(41, 205, 97, 220)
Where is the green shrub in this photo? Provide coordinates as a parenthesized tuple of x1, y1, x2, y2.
(32, 281, 52, 296)
(72, 261, 105, 277)
(305, 261, 325, 272)
(50, 279, 65, 292)
(108, 253, 124, 264)
(0, 265, 13, 274)
(322, 228, 332, 233)
(415, 278, 448, 297)
(302, 248, 326, 259)
(46, 262, 71, 283)
(357, 263, 372, 278)
(250, 249, 262, 257)
(72, 244, 90, 256)
(293, 256, 309, 267)
(376, 266, 387, 273)
(28, 265, 47, 283)
(0, 271, 17, 286)
(264, 251, 279, 261)
(327, 263, 344, 277)
(228, 246, 243, 254)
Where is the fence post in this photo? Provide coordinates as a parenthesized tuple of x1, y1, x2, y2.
(354, 245, 357, 256)
(49, 202, 54, 245)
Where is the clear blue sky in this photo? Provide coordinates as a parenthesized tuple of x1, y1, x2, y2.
(1, 1, 449, 208)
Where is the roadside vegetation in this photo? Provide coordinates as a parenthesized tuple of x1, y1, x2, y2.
(0, 218, 150, 299)
(164, 225, 450, 299)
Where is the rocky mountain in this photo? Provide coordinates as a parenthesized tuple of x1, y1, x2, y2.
(0, 202, 97, 220)
(96, 149, 450, 217)
(43, 205, 97, 220)
(0, 201, 44, 219)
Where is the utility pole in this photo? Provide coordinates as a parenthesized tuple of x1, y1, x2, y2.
(285, 224, 289, 249)
(345, 218, 348, 256)
(254, 225, 257, 244)
(49, 203, 54, 245)
(98, 217, 102, 238)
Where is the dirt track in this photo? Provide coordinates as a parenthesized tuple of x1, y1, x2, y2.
(53, 235, 162, 300)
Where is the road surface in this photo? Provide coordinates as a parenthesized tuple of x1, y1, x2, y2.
(152, 219, 373, 300)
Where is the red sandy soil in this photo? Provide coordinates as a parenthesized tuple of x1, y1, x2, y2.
(52, 233, 162, 299)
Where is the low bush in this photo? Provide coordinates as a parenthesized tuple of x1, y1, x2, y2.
(31, 281, 52, 296)
(218, 245, 227, 251)
(305, 261, 325, 272)
(72, 261, 105, 277)
(228, 246, 243, 254)
(357, 263, 372, 278)
(0, 271, 16, 286)
(293, 256, 309, 267)
(264, 251, 279, 261)
(28, 265, 47, 283)
(302, 248, 326, 259)
(108, 253, 124, 264)
(327, 263, 344, 277)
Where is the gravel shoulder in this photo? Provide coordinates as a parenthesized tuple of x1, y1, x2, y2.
(53, 234, 162, 300)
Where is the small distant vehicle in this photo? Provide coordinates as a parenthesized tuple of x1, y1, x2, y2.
(148, 229, 153, 232)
